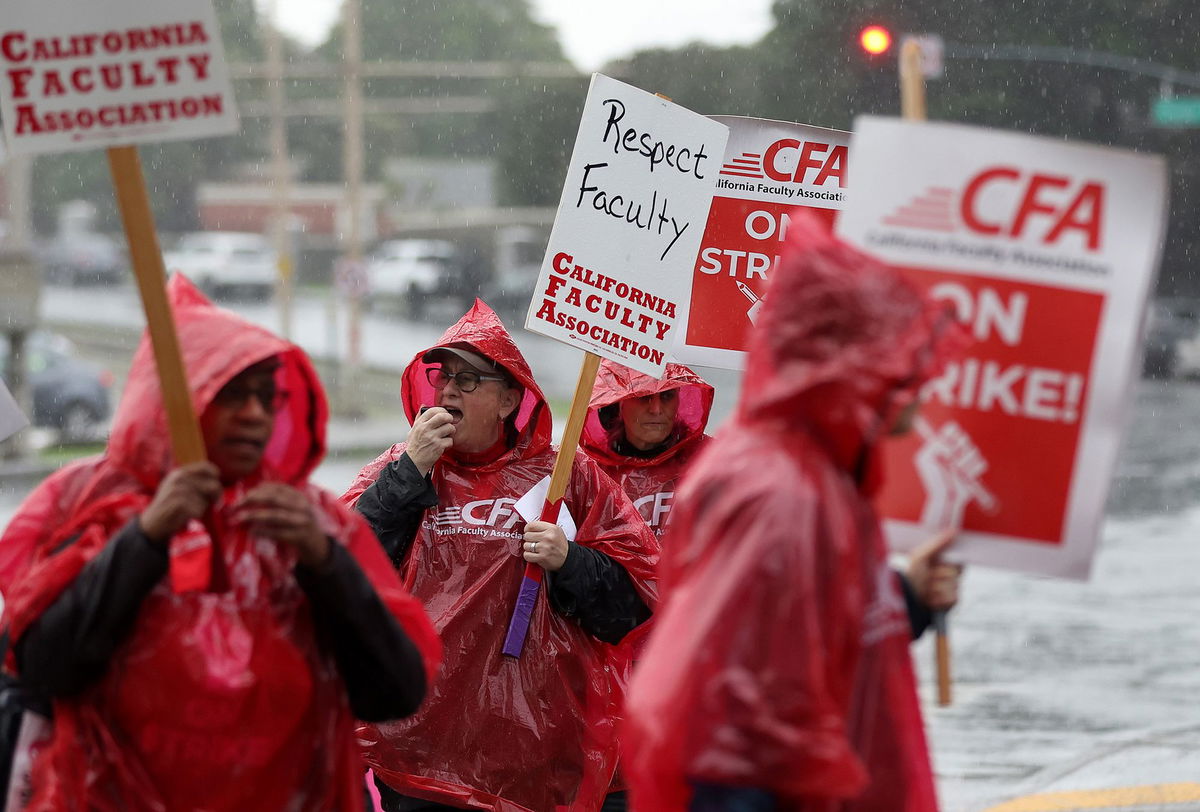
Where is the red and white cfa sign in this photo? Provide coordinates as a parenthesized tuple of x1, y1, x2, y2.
(838, 116, 1168, 580)
(0, 0, 238, 156)
(525, 74, 728, 377)
(672, 116, 850, 369)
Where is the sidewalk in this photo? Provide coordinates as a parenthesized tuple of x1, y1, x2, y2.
(980, 724, 1200, 811)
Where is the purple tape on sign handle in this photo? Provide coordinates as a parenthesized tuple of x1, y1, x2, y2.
(502, 575, 542, 657)
(502, 498, 560, 657)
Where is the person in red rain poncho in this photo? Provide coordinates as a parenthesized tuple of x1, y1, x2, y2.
(342, 300, 659, 812)
(580, 361, 712, 812)
(581, 360, 714, 541)
(583, 361, 961, 650)
(583, 364, 957, 812)
(622, 214, 963, 812)
(1, 276, 440, 811)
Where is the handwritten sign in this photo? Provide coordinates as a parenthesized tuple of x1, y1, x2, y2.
(525, 74, 728, 376)
(838, 116, 1168, 580)
(0, 0, 238, 155)
(672, 116, 850, 369)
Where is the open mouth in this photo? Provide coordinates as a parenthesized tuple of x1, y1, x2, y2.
(444, 408, 464, 424)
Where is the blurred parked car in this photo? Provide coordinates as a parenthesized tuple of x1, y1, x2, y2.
(0, 331, 113, 443)
(364, 239, 459, 316)
(481, 226, 548, 322)
(41, 232, 125, 286)
(164, 231, 276, 301)
(1143, 298, 1200, 379)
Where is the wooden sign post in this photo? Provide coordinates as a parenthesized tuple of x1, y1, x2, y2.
(502, 351, 600, 656)
(108, 146, 206, 464)
(898, 37, 953, 708)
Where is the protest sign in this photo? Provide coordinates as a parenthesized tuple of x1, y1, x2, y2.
(672, 116, 849, 370)
(0, 0, 238, 155)
(506, 77, 725, 657)
(525, 73, 728, 377)
(0, 0, 241, 469)
(837, 116, 1168, 580)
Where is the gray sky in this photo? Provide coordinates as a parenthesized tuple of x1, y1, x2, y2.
(259, 0, 774, 71)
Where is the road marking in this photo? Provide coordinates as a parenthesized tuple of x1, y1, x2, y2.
(984, 783, 1200, 811)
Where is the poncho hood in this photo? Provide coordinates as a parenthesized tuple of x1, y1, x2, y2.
(580, 360, 713, 471)
(400, 299, 551, 472)
(739, 213, 960, 485)
(109, 274, 325, 490)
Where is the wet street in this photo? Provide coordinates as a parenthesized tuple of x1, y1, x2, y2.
(3, 284, 1200, 810)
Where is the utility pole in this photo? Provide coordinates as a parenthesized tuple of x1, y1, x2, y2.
(266, 0, 294, 339)
(339, 0, 365, 415)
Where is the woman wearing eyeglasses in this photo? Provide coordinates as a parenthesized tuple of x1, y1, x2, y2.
(0, 276, 440, 810)
(343, 299, 659, 812)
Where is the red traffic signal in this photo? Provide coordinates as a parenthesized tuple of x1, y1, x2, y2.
(859, 25, 893, 56)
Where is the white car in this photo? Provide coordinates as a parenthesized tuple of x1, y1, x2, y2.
(164, 231, 277, 301)
(364, 239, 458, 314)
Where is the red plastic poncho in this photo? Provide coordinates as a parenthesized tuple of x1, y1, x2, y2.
(622, 215, 959, 812)
(580, 360, 713, 539)
(343, 300, 659, 812)
(2, 276, 440, 811)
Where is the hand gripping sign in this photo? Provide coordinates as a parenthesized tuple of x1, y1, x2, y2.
(506, 75, 727, 656)
(672, 115, 850, 370)
(838, 116, 1168, 581)
(0, 0, 239, 545)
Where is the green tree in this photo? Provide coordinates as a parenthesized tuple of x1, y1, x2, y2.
(298, 0, 575, 201)
(606, 44, 763, 119)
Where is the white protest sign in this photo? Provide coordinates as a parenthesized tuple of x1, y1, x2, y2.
(0, 378, 28, 443)
(0, 0, 238, 156)
(673, 116, 849, 369)
(525, 74, 728, 376)
(837, 116, 1167, 580)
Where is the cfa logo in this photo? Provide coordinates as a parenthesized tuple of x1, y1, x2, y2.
(633, 491, 673, 528)
(721, 139, 846, 187)
(431, 498, 521, 530)
(764, 139, 846, 187)
(962, 167, 1105, 251)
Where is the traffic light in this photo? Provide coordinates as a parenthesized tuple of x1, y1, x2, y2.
(859, 25, 893, 57)
(850, 23, 899, 116)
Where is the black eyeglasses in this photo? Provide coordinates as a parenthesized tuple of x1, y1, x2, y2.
(213, 384, 290, 414)
(425, 367, 506, 393)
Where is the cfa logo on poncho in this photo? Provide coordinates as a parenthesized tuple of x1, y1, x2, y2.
(632, 491, 673, 531)
(425, 498, 524, 539)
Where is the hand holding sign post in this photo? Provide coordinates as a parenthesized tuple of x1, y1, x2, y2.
(505, 75, 727, 657)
